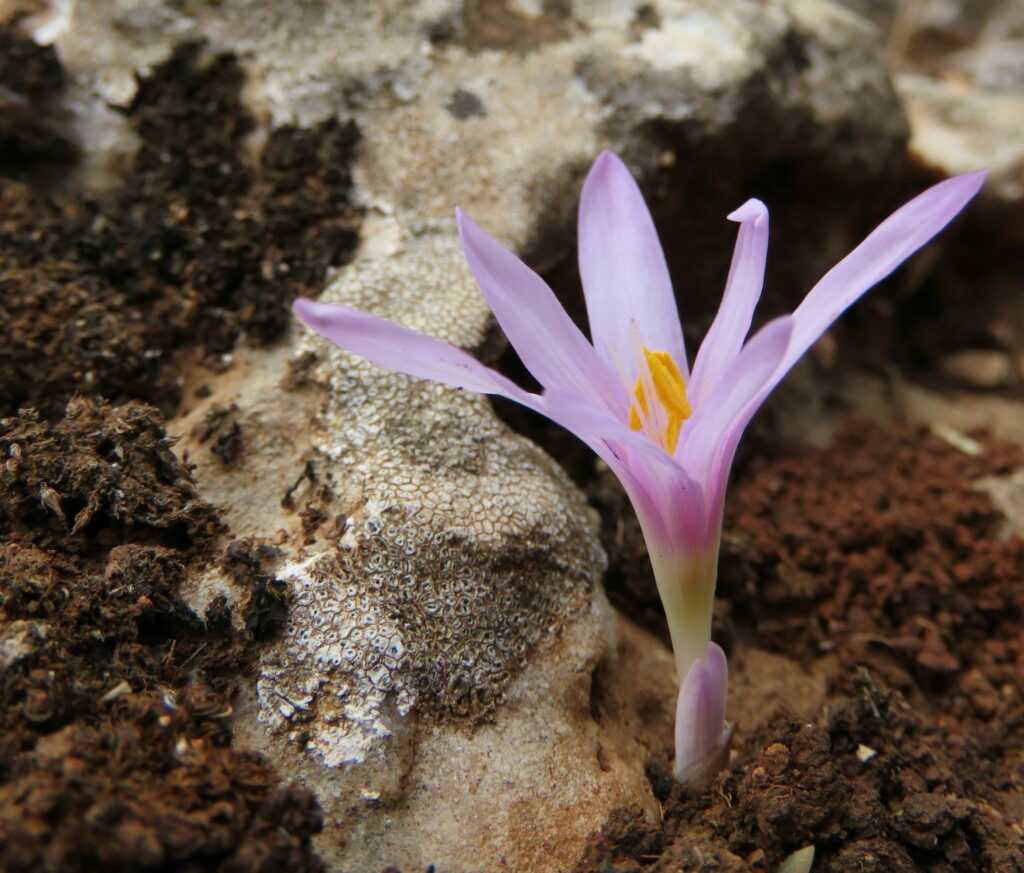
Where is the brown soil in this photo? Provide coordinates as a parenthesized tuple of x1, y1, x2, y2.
(0, 35, 361, 420)
(576, 423, 1024, 872)
(0, 400, 324, 872)
(0, 27, 360, 873)
(578, 676, 1022, 872)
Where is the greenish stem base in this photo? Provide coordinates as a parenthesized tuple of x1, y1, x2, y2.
(649, 545, 720, 683)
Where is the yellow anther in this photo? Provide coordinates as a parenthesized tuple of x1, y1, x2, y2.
(646, 350, 691, 420)
(628, 347, 692, 453)
(629, 383, 649, 431)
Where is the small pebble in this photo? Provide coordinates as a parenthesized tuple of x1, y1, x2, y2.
(940, 349, 1012, 388)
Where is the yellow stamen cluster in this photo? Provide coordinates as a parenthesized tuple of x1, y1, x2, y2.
(629, 348, 692, 453)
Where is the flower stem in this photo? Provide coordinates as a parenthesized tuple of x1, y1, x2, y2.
(649, 546, 719, 683)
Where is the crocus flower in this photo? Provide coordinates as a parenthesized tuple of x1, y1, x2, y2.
(294, 152, 984, 783)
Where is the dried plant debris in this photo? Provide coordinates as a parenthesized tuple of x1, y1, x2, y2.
(0, 400, 325, 872)
(0, 35, 361, 418)
(576, 676, 1024, 873)
(1, 399, 222, 552)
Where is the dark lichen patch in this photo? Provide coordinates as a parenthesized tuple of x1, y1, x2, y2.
(446, 88, 486, 119)
(282, 507, 596, 726)
(0, 400, 325, 872)
(0, 38, 361, 419)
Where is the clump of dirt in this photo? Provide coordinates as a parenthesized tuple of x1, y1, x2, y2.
(223, 538, 291, 643)
(576, 674, 1024, 872)
(0, 34, 361, 419)
(0, 398, 222, 554)
(0, 689, 325, 873)
(0, 400, 324, 872)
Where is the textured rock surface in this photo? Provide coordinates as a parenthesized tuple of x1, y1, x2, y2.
(264, 234, 607, 736)
(898, 73, 1024, 206)
(29, 0, 921, 870)
(831, 0, 1024, 208)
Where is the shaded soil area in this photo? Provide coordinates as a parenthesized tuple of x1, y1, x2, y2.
(0, 401, 323, 872)
(575, 423, 1024, 872)
(0, 34, 361, 419)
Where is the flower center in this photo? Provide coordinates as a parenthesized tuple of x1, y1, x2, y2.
(629, 347, 692, 453)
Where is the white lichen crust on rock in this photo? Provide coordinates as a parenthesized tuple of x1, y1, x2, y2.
(261, 230, 606, 776)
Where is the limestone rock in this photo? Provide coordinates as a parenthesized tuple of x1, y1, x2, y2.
(172, 227, 675, 870)
(898, 73, 1024, 205)
(827, 2, 1024, 208)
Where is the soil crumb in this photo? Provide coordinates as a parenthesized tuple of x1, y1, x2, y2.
(0, 35, 361, 419)
(0, 400, 325, 872)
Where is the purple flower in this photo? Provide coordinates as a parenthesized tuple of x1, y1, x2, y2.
(294, 152, 984, 783)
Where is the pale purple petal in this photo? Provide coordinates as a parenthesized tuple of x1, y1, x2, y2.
(578, 151, 687, 379)
(293, 298, 538, 400)
(674, 641, 732, 784)
(457, 209, 625, 415)
(294, 299, 677, 524)
(679, 315, 790, 470)
(613, 441, 708, 557)
(777, 170, 986, 384)
(677, 317, 793, 520)
(688, 199, 769, 406)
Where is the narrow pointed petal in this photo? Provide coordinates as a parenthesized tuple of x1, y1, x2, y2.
(294, 298, 537, 400)
(780, 170, 986, 381)
(578, 151, 687, 378)
(688, 199, 769, 405)
(457, 209, 624, 414)
(295, 300, 648, 496)
(677, 316, 793, 504)
(674, 642, 733, 785)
